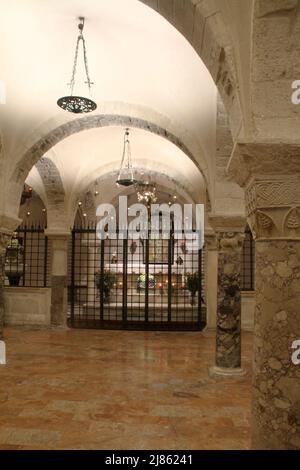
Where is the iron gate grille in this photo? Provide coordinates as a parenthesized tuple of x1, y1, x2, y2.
(5, 224, 50, 287)
(68, 225, 206, 330)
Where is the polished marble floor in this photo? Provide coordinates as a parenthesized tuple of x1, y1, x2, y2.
(0, 328, 253, 450)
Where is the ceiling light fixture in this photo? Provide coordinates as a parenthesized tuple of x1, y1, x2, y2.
(116, 128, 136, 187)
(136, 181, 157, 206)
(57, 17, 97, 114)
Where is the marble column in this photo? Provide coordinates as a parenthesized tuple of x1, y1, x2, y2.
(0, 233, 10, 339)
(46, 231, 70, 327)
(228, 143, 300, 449)
(245, 180, 300, 449)
(205, 233, 218, 329)
(209, 216, 246, 376)
(0, 215, 20, 339)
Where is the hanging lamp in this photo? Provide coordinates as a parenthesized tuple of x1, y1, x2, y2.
(57, 17, 97, 114)
(116, 129, 136, 187)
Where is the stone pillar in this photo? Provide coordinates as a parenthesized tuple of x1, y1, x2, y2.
(0, 233, 10, 339)
(46, 231, 70, 327)
(209, 216, 246, 376)
(205, 233, 218, 328)
(228, 143, 300, 449)
(246, 178, 300, 449)
(0, 215, 22, 339)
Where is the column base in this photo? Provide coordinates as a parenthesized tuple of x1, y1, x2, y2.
(209, 365, 246, 377)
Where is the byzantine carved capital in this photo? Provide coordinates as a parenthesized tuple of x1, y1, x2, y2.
(216, 231, 245, 252)
(245, 177, 300, 240)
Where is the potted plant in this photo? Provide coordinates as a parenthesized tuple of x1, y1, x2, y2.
(94, 270, 117, 303)
(186, 272, 199, 305)
(5, 233, 24, 286)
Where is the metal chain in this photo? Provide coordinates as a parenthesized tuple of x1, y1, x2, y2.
(68, 25, 94, 95)
(68, 34, 81, 95)
(82, 35, 93, 90)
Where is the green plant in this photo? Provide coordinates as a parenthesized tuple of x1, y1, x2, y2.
(95, 270, 117, 300)
(186, 272, 199, 297)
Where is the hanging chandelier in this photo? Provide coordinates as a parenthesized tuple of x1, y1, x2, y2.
(116, 129, 136, 187)
(57, 17, 97, 114)
(136, 181, 157, 206)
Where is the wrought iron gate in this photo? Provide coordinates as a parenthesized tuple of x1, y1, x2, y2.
(68, 225, 206, 330)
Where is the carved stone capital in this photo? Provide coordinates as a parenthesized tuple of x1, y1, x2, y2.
(245, 177, 300, 240)
(228, 142, 300, 240)
(216, 231, 245, 252)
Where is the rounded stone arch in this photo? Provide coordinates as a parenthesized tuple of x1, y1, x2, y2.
(140, 0, 243, 136)
(11, 114, 204, 184)
(35, 156, 67, 229)
(9, 113, 210, 220)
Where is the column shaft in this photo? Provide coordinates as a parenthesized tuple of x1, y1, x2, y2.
(252, 240, 300, 449)
(0, 233, 11, 339)
(48, 234, 69, 327)
(215, 231, 243, 369)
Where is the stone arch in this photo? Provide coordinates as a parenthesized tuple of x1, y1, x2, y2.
(11, 114, 203, 187)
(35, 157, 66, 229)
(140, 0, 243, 137)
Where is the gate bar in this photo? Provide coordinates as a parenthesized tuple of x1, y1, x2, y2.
(100, 239, 105, 322)
(167, 237, 172, 322)
(145, 238, 149, 322)
(70, 229, 75, 327)
(198, 248, 202, 324)
(122, 238, 128, 322)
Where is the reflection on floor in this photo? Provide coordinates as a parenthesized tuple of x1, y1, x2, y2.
(0, 328, 253, 450)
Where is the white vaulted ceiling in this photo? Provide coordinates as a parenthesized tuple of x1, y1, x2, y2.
(0, 0, 217, 172)
(37, 126, 205, 202)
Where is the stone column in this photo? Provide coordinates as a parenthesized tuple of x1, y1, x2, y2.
(0, 215, 21, 340)
(209, 216, 246, 376)
(0, 233, 10, 339)
(228, 143, 300, 449)
(246, 178, 300, 449)
(205, 232, 218, 329)
(46, 231, 70, 327)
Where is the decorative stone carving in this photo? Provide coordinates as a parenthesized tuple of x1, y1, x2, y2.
(285, 207, 300, 234)
(245, 178, 300, 240)
(257, 210, 273, 230)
